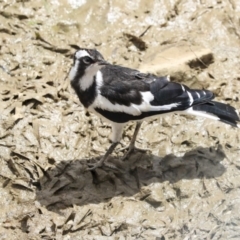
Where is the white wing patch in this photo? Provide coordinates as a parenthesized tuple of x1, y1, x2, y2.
(187, 91, 194, 105)
(138, 92, 154, 111)
(138, 91, 180, 111)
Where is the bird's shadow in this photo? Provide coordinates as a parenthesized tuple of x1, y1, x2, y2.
(35, 145, 226, 212)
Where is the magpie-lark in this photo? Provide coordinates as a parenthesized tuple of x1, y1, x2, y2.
(69, 48, 240, 170)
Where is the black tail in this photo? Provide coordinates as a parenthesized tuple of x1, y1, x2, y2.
(192, 101, 240, 127)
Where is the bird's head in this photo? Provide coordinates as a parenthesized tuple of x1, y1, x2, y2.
(69, 48, 109, 83)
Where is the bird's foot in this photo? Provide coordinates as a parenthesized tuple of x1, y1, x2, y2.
(86, 161, 103, 171)
(120, 145, 150, 161)
(86, 159, 120, 171)
(86, 142, 119, 171)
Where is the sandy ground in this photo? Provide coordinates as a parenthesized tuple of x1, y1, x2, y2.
(0, 0, 240, 239)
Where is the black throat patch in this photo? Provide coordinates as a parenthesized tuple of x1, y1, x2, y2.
(71, 76, 97, 108)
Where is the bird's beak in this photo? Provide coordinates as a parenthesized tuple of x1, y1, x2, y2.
(97, 60, 109, 66)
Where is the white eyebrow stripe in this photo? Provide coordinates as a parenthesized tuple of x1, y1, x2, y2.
(75, 50, 90, 59)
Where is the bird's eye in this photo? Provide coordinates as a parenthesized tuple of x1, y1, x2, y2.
(83, 57, 92, 65)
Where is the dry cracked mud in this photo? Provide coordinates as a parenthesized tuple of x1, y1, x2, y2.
(0, 0, 240, 239)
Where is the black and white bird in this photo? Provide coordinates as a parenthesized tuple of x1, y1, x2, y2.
(69, 48, 239, 170)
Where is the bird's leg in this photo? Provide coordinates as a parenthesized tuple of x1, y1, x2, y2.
(87, 123, 125, 171)
(87, 142, 119, 171)
(121, 121, 147, 160)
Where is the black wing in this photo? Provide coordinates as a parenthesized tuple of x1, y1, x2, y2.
(100, 65, 213, 108)
(101, 64, 157, 83)
(100, 65, 170, 106)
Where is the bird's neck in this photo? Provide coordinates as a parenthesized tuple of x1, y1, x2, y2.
(71, 76, 97, 108)
(71, 70, 103, 109)
(78, 68, 98, 91)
